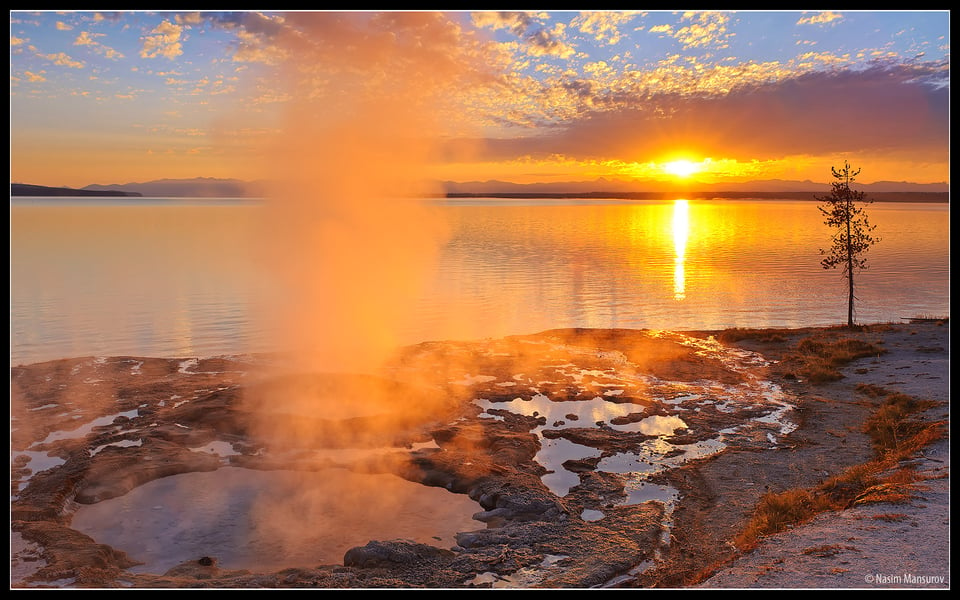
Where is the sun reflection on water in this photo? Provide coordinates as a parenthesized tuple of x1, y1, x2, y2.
(672, 199, 689, 301)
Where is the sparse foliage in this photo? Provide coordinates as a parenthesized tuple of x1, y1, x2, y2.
(817, 162, 880, 328)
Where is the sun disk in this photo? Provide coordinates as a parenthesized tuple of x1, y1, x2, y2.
(664, 160, 699, 178)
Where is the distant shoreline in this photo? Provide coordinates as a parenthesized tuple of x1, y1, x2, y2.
(445, 191, 949, 203)
(10, 183, 142, 198)
(11, 182, 948, 203)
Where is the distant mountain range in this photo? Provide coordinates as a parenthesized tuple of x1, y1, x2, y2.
(82, 177, 268, 198)
(11, 176, 949, 200)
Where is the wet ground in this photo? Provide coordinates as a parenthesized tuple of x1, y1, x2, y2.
(10, 323, 948, 588)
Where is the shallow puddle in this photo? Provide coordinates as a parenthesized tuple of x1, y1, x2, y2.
(468, 332, 796, 507)
(70, 466, 482, 574)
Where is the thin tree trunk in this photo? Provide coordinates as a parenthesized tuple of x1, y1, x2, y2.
(847, 258, 854, 327)
(846, 196, 854, 328)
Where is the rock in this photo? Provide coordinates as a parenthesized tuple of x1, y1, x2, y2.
(562, 456, 601, 473)
(74, 440, 222, 504)
(162, 556, 253, 581)
(541, 426, 653, 453)
(472, 507, 512, 525)
(343, 540, 455, 569)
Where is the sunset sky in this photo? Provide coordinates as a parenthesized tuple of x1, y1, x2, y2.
(10, 10, 950, 190)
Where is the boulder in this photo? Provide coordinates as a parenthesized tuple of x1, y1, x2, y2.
(343, 540, 455, 569)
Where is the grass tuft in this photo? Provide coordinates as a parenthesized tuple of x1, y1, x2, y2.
(854, 382, 889, 398)
(733, 387, 943, 553)
(717, 328, 789, 344)
(734, 488, 832, 551)
(863, 393, 940, 457)
(786, 336, 887, 384)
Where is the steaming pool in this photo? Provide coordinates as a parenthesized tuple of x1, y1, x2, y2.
(70, 464, 482, 574)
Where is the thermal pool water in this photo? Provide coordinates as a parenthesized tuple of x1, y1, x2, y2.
(69, 465, 482, 575)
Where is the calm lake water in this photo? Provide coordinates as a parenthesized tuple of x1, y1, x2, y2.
(10, 197, 950, 366)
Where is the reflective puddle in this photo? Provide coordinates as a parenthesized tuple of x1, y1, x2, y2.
(458, 330, 796, 580)
(70, 465, 482, 574)
(465, 332, 795, 498)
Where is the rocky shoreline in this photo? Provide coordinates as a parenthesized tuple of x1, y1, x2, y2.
(10, 322, 949, 588)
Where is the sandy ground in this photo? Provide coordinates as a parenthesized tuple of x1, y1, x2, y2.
(698, 320, 950, 589)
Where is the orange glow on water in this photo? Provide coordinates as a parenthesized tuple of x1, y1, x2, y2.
(672, 200, 689, 300)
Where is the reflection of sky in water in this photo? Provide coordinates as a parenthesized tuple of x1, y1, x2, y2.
(598, 438, 727, 476)
(537, 436, 600, 496)
(71, 466, 481, 574)
(474, 384, 735, 499)
(673, 199, 688, 301)
(471, 332, 798, 506)
(611, 414, 687, 435)
(477, 393, 704, 498)
(11, 201, 949, 367)
(13, 406, 143, 501)
(28, 408, 140, 446)
(476, 393, 639, 426)
(625, 479, 678, 506)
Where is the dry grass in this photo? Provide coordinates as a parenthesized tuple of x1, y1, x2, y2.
(736, 489, 832, 546)
(733, 387, 945, 553)
(716, 328, 791, 344)
(779, 335, 887, 384)
(870, 513, 909, 522)
(863, 392, 940, 457)
(852, 476, 923, 506)
(854, 382, 889, 398)
(733, 463, 929, 552)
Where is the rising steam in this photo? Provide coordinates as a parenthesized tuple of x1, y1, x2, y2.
(236, 13, 499, 560)
(250, 12, 492, 374)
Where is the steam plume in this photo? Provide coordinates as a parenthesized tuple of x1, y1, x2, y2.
(236, 13, 498, 559)
(251, 12, 491, 374)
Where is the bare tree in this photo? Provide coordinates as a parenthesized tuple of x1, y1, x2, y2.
(817, 161, 880, 328)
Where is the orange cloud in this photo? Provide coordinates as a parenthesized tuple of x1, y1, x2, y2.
(452, 62, 948, 182)
(75, 30, 124, 59)
(797, 11, 844, 26)
(39, 51, 84, 68)
(140, 20, 183, 59)
(673, 11, 733, 50)
(573, 11, 642, 45)
(229, 29, 288, 65)
(74, 31, 100, 45)
(472, 11, 576, 58)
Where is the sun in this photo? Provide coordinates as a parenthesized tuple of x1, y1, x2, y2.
(664, 159, 700, 178)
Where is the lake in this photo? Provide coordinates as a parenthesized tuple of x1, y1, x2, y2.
(10, 197, 949, 367)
